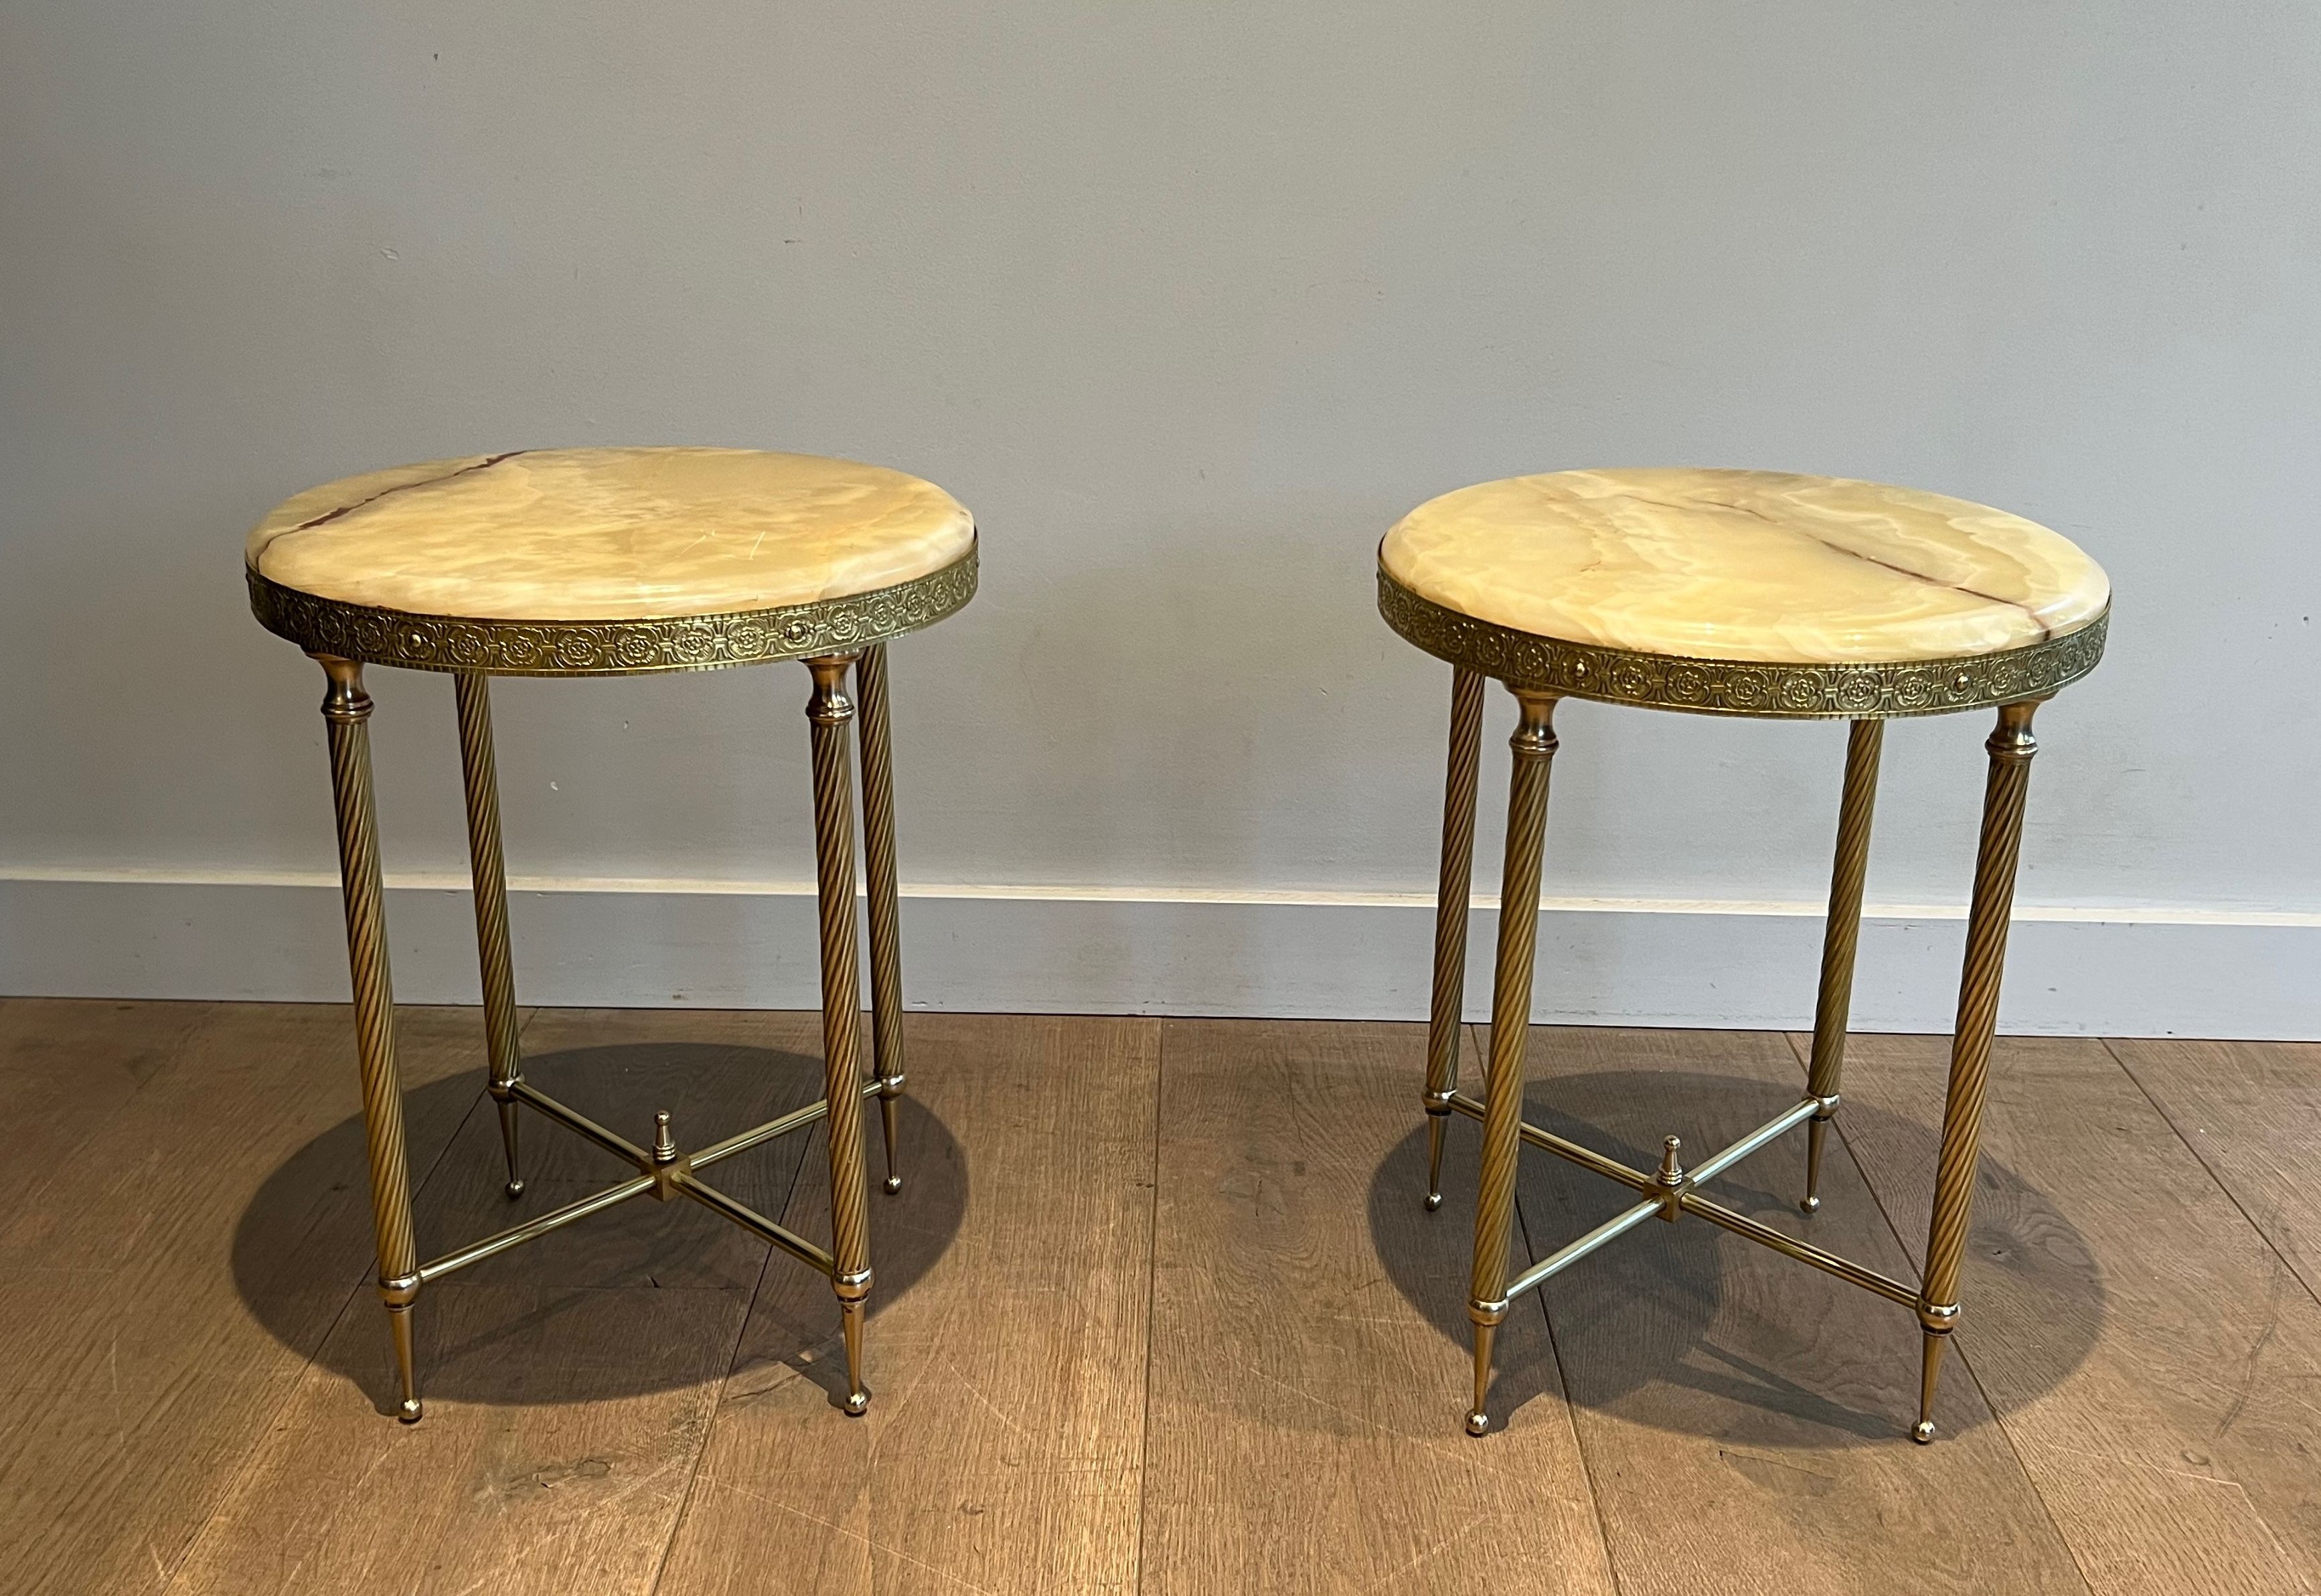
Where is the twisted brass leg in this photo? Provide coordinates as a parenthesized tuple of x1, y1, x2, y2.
(1914, 700, 2040, 1443)
(805, 657, 875, 1416)
(854, 645, 908, 1196)
(317, 657, 424, 1423)
(1425, 667, 1486, 1211)
(1803, 719, 1883, 1214)
(1467, 689, 1560, 1436)
(455, 671, 526, 1198)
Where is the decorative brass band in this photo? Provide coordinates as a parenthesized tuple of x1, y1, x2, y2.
(1376, 566, 2106, 719)
(248, 541, 977, 677)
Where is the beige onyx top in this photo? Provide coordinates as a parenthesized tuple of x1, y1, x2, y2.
(1381, 468, 2108, 664)
(247, 447, 975, 620)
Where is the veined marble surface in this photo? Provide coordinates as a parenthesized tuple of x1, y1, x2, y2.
(247, 447, 975, 620)
(1381, 468, 2108, 664)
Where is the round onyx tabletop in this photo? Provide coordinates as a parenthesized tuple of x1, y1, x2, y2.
(246, 447, 977, 675)
(1379, 468, 2107, 718)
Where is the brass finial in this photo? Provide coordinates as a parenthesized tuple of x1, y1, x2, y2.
(1656, 1135, 1686, 1221)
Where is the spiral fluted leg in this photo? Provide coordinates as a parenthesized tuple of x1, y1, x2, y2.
(855, 645, 908, 1196)
(317, 657, 424, 1423)
(1467, 689, 1560, 1437)
(806, 656, 875, 1416)
(1914, 700, 2040, 1443)
(455, 671, 526, 1198)
(1803, 719, 1883, 1214)
(1425, 667, 1486, 1211)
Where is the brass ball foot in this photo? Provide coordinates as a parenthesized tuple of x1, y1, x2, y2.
(1423, 1192, 1443, 1212)
(1799, 1194, 1820, 1214)
(505, 1178, 526, 1199)
(884, 1175, 903, 1195)
(397, 1398, 423, 1424)
(1465, 1411, 1490, 1437)
(1909, 1419, 1936, 1445)
(844, 1391, 870, 1417)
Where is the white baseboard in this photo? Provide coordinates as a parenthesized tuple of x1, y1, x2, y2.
(2, 870, 2314, 1040)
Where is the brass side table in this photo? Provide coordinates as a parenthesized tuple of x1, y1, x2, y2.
(1378, 467, 2109, 1441)
(246, 445, 977, 1421)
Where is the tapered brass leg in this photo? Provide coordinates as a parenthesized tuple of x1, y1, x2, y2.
(455, 671, 526, 1198)
(1803, 719, 1883, 1214)
(806, 656, 876, 1416)
(854, 645, 908, 1196)
(1913, 700, 2041, 1443)
(1425, 667, 1486, 1212)
(1467, 689, 1561, 1437)
(316, 657, 424, 1423)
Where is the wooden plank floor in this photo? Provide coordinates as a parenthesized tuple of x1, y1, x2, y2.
(3, 999, 2317, 1594)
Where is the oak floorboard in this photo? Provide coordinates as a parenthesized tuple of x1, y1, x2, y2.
(12, 1000, 2316, 1596)
(654, 1013, 1161, 1596)
(0, 998, 210, 1216)
(167, 1283, 745, 1596)
(1831, 1033, 2321, 1595)
(167, 1007, 831, 1596)
(1138, 1020, 1617, 1596)
(2105, 1037, 2321, 1307)
(1506, 1024, 2085, 1595)
(0, 1003, 497, 1596)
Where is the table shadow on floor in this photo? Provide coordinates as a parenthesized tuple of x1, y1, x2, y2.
(1368, 1068, 2103, 1447)
(233, 1040, 964, 1408)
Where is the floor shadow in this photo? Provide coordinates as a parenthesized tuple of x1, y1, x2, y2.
(1368, 1069, 2105, 1447)
(234, 1040, 965, 1407)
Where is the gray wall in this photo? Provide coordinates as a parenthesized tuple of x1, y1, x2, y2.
(5, 3, 2317, 1030)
